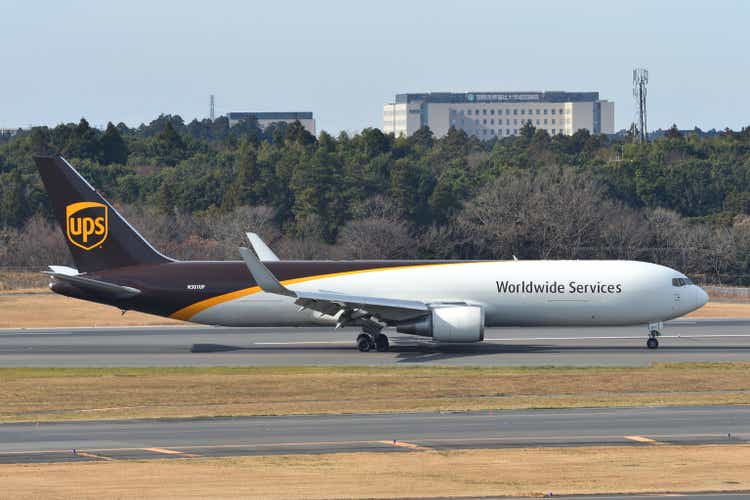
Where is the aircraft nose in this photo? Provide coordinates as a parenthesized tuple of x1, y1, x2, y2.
(696, 286, 709, 309)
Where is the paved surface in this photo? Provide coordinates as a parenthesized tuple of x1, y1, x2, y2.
(0, 405, 747, 463)
(1, 319, 750, 366)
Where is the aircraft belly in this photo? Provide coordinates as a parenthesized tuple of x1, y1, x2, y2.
(191, 293, 332, 327)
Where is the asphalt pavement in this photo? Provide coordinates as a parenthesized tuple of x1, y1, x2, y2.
(0, 405, 747, 463)
(1, 318, 750, 366)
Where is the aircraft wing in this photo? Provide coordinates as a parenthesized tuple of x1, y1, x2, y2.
(238, 247, 428, 325)
(44, 268, 141, 299)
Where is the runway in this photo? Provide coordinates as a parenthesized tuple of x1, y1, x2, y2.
(0, 405, 747, 463)
(1, 318, 750, 366)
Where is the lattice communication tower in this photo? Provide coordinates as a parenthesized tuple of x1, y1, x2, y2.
(633, 68, 648, 142)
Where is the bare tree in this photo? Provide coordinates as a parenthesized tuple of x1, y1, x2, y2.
(206, 206, 279, 259)
(338, 216, 417, 260)
(458, 168, 612, 260)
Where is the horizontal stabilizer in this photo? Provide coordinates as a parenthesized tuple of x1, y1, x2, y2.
(44, 271, 141, 299)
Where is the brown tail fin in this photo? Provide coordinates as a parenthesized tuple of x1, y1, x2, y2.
(34, 155, 173, 272)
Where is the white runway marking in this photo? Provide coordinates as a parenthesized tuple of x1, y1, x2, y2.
(253, 341, 348, 345)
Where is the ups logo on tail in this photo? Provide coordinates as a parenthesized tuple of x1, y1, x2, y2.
(66, 202, 108, 250)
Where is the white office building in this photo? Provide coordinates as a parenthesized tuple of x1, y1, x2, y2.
(227, 112, 316, 135)
(383, 91, 614, 138)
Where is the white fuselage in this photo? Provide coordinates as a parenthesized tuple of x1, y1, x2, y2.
(191, 260, 708, 328)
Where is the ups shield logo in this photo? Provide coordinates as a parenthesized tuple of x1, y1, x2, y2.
(66, 202, 108, 250)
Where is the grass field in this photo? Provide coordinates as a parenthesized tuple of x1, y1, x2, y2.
(0, 290, 182, 328)
(1, 363, 748, 422)
(1, 288, 749, 328)
(1, 445, 748, 499)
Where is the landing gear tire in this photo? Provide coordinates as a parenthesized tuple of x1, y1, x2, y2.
(646, 336, 659, 349)
(374, 334, 390, 352)
(357, 334, 373, 352)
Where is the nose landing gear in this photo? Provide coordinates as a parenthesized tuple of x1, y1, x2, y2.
(646, 322, 662, 349)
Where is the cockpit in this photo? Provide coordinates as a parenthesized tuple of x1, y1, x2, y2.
(672, 277, 695, 287)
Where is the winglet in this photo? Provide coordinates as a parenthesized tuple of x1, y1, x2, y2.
(239, 247, 296, 297)
(246, 233, 279, 261)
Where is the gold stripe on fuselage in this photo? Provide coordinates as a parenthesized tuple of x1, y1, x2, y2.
(169, 261, 483, 321)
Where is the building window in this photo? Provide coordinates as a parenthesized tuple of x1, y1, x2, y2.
(559, 108, 564, 114)
(506, 119, 510, 125)
(506, 109, 510, 115)
(482, 109, 487, 115)
(490, 119, 494, 124)
(490, 109, 495, 115)
(514, 119, 518, 125)
(483, 119, 487, 124)
(513, 109, 518, 115)
(551, 109, 556, 115)
(543, 109, 548, 115)
(521, 109, 525, 115)
(513, 129, 518, 134)
(536, 119, 540, 125)
(467, 110, 472, 115)
(551, 118, 556, 124)
(544, 118, 548, 124)
(535, 109, 540, 115)
(551, 129, 556, 134)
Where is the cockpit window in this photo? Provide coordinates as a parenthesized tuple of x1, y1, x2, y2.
(672, 277, 694, 287)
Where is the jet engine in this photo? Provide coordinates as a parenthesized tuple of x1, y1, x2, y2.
(396, 305, 484, 342)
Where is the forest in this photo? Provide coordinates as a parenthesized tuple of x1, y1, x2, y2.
(1, 115, 749, 284)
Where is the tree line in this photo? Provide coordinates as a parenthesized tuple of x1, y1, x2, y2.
(1, 115, 750, 284)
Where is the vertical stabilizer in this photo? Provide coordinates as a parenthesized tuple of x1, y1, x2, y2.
(34, 155, 173, 273)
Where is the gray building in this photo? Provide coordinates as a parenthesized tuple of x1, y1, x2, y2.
(227, 112, 315, 135)
(383, 91, 614, 138)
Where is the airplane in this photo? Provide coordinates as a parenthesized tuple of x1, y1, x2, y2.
(34, 155, 708, 352)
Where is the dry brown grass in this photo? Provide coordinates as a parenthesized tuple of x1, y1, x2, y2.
(1, 445, 748, 499)
(0, 289, 182, 328)
(1, 364, 748, 423)
(686, 301, 750, 318)
(0, 271, 48, 291)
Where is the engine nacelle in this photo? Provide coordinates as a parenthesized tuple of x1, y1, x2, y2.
(396, 305, 484, 343)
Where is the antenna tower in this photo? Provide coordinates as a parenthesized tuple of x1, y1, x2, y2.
(209, 94, 215, 122)
(632, 68, 648, 142)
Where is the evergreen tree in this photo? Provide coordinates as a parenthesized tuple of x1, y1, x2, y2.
(101, 122, 128, 164)
(0, 169, 28, 227)
(61, 118, 101, 161)
(223, 142, 259, 209)
(30, 127, 52, 155)
(152, 122, 186, 166)
(284, 120, 316, 146)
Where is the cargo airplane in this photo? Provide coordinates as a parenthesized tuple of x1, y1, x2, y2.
(35, 155, 708, 352)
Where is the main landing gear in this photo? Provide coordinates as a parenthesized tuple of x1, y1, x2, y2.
(356, 332, 390, 352)
(646, 322, 663, 349)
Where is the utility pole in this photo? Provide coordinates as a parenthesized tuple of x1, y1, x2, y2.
(209, 94, 215, 122)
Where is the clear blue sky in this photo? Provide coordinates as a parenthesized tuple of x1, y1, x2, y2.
(1, 0, 747, 134)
